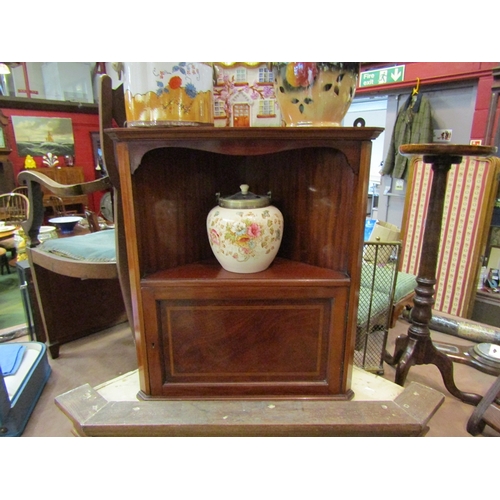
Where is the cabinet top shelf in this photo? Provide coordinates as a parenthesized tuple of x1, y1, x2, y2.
(106, 126, 384, 143)
(106, 126, 385, 173)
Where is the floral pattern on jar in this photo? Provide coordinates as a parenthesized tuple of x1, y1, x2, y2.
(207, 207, 283, 273)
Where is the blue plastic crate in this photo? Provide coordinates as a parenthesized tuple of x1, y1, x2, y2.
(0, 342, 51, 437)
(364, 218, 377, 242)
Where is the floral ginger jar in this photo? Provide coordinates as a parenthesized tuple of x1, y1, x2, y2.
(207, 184, 283, 273)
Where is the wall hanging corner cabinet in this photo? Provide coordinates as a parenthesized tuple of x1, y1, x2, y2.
(106, 127, 383, 400)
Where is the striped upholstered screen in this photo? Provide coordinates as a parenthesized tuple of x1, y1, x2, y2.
(400, 155, 500, 317)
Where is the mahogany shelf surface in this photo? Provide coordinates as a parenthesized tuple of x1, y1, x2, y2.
(142, 258, 350, 287)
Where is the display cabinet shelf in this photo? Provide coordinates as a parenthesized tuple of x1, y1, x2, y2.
(107, 127, 383, 400)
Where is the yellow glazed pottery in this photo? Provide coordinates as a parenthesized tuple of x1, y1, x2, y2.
(272, 62, 359, 126)
(123, 62, 214, 127)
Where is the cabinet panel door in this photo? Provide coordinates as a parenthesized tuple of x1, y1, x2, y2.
(141, 284, 349, 399)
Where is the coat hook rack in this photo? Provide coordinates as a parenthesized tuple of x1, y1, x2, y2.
(412, 78, 420, 96)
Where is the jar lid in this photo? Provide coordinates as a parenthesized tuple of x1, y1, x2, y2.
(217, 184, 271, 209)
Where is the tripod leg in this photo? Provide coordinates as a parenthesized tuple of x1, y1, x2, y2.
(393, 336, 418, 386)
(431, 347, 482, 406)
(384, 333, 409, 366)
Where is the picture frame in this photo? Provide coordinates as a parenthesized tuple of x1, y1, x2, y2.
(11, 116, 75, 157)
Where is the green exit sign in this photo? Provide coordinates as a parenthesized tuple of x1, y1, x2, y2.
(359, 65, 405, 88)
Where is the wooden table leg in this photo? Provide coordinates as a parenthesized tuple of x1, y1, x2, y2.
(384, 144, 497, 406)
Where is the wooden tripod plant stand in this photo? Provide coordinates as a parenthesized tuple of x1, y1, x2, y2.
(384, 143, 497, 406)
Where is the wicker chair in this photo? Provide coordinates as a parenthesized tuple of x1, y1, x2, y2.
(0, 192, 30, 261)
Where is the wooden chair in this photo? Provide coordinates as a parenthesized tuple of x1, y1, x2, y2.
(47, 195, 66, 217)
(47, 194, 80, 217)
(0, 192, 30, 225)
(17, 75, 132, 358)
(17, 170, 126, 358)
(0, 192, 30, 260)
(11, 186, 29, 197)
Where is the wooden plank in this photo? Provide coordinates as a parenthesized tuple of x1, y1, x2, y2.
(55, 382, 444, 437)
(393, 381, 445, 428)
(55, 384, 109, 437)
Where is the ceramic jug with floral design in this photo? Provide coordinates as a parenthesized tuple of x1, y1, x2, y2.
(123, 62, 214, 126)
(207, 184, 283, 273)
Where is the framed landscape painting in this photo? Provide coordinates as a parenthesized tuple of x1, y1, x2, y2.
(11, 116, 75, 157)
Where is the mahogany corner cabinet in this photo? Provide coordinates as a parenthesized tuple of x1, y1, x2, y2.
(107, 127, 383, 400)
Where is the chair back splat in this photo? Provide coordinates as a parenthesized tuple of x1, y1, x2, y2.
(0, 192, 30, 224)
(11, 186, 29, 198)
(98, 74, 133, 329)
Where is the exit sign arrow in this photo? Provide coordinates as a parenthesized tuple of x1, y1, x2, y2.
(390, 67, 403, 82)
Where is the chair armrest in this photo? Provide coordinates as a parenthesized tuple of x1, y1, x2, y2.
(18, 170, 112, 197)
(17, 170, 112, 247)
(29, 247, 118, 279)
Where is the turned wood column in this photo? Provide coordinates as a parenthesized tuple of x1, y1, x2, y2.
(384, 143, 497, 406)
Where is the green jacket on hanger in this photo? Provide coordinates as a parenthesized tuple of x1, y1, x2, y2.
(382, 93, 433, 180)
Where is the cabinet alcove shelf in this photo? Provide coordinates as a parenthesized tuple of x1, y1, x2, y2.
(106, 127, 383, 400)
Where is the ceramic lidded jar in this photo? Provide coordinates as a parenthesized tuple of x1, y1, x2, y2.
(207, 184, 284, 273)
